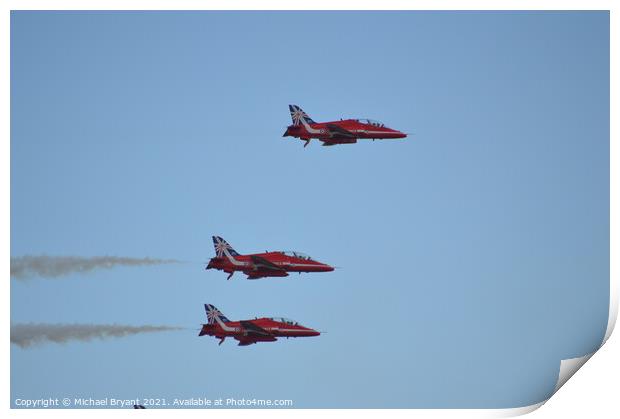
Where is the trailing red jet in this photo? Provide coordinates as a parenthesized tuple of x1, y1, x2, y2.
(282, 104, 407, 147)
(205, 236, 334, 280)
(199, 304, 320, 346)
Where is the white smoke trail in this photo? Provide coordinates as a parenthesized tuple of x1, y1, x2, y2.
(10, 255, 181, 279)
(11, 323, 184, 348)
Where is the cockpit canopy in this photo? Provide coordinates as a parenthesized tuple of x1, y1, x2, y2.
(270, 317, 299, 326)
(282, 251, 314, 260)
(356, 118, 385, 127)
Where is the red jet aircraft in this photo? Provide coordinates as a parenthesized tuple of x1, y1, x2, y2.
(199, 304, 321, 346)
(282, 104, 407, 147)
(205, 236, 334, 280)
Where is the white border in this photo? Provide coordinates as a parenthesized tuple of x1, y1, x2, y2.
(3, 1, 616, 417)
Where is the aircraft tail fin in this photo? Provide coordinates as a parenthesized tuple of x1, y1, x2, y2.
(289, 105, 316, 126)
(204, 304, 231, 325)
(212, 236, 240, 258)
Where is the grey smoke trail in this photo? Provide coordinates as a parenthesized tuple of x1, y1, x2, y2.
(10, 255, 181, 279)
(11, 323, 184, 348)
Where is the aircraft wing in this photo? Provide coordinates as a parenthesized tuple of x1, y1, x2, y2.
(235, 336, 278, 346)
(239, 320, 273, 338)
(250, 255, 285, 271)
(236, 338, 259, 346)
(325, 124, 357, 139)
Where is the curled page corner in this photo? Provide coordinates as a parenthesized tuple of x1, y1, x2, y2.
(493, 401, 546, 417)
(498, 352, 599, 417)
(554, 353, 595, 393)
(505, 279, 618, 416)
(546, 283, 618, 400)
(548, 295, 617, 396)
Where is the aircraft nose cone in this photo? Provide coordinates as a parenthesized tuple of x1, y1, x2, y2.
(308, 329, 320, 337)
(321, 264, 335, 272)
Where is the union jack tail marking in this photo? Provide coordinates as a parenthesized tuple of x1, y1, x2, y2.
(212, 236, 240, 258)
(204, 304, 231, 325)
(289, 105, 316, 126)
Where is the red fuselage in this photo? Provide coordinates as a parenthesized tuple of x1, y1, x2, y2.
(199, 317, 320, 346)
(283, 118, 407, 144)
(206, 251, 334, 279)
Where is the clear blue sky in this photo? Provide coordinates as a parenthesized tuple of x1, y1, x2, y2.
(11, 11, 609, 408)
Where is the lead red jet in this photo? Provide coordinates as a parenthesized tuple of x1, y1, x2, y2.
(205, 236, 334, 280)
(199, 304, 320, 346)
(282, 104, 407, 147)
